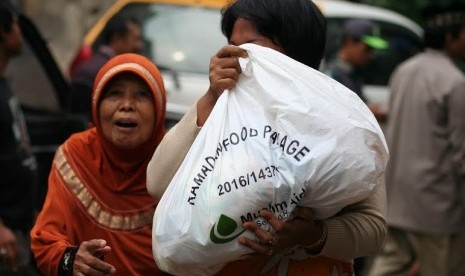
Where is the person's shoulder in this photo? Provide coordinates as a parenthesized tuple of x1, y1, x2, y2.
(71, 53, 110, 83)
(63, 128, 97, 149)
(393, 53, 424, 74)
(71, 60, 96, 84)
(422, 50, 465, 81)
(324, 58, 346, 78)
(325, 57, 340, 70)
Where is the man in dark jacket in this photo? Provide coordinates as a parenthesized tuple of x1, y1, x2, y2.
(70, 14, 144, 122)
(0, 2, 37, 274)
(325, 19, 389, 122)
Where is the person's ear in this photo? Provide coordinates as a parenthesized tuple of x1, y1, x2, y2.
(445, 32, 454, 45)
(444, 32, 459, 54)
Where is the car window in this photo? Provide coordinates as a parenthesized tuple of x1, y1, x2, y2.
(95, 3, 226, 74)
(324, 18, 423, 86)
(5, 42, 61, 112)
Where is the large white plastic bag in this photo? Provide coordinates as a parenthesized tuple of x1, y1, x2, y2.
(152, 43, 389, 275)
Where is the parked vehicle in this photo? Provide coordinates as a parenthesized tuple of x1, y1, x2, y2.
(70, 0, 423, 127)
(5, 1, 87, 209)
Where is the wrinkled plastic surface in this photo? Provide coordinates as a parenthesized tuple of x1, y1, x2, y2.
(152, 43, 389, 276)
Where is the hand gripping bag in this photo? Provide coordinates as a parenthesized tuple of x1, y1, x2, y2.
(152, 43, 389, 275)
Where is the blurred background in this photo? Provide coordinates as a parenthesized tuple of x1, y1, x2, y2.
(5, 0, 464, 238)
(10, 0, 114, 74)
(8, 0, 465, 77)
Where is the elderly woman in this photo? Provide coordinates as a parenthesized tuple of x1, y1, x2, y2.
(147, 0, 387, 275)
(31, 53, 167, 275)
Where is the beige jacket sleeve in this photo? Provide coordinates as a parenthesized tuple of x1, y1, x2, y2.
(147, 105, 201, 200)
(146, 104, 387, 261)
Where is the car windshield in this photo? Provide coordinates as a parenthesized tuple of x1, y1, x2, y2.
(96, 3, 227, 74)
(95, 3, 423, 84)
(324, 18, 423, 86)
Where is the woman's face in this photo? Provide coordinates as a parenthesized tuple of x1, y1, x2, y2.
(99, 72, 155, 150)
(229, 18, 283, 52)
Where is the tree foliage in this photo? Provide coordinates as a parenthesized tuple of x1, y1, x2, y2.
(348, 0, 465, 25)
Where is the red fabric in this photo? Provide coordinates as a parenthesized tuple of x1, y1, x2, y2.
(31, 54, 167, 276)
(219, 256, 353, 275)
(68, 44, 92, 76)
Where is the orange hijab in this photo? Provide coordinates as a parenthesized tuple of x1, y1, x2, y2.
(66, 53, 166, 195)
(31, 54, 167, 276)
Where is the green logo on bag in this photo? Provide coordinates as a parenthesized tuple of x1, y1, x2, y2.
(210, 214, 246, 244)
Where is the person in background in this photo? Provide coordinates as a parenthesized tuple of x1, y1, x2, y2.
(367, 3, 465, 276)
(70, 14, 144, 122)
(325, 19, 389, 123)
(147, 0, 387, 274)
(30, 53, 167, 275)
(0, 2, 38, 275)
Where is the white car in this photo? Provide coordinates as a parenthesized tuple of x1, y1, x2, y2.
(73, 0, 423, 127)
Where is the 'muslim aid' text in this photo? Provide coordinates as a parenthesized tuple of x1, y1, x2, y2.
(187, 125, 311, 205)
(240, 187, 307, 225)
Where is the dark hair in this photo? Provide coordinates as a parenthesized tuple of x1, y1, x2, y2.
(424, 24, 465, 49)
(422, 3, 465, 49)
(0, 2, 16, 38)
(102, 14, 140, 45)
(221, 0, 326, 69)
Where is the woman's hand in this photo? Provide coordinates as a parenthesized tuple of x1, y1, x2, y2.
(0, 223, 19, 271)
(73, 239, 115, 276)
(197, 45, 248, 126)
(239, 206, 325, 258)
(208, 45, 248, 98)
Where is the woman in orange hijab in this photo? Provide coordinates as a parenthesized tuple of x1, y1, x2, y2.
(30, 53, 167, 276)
